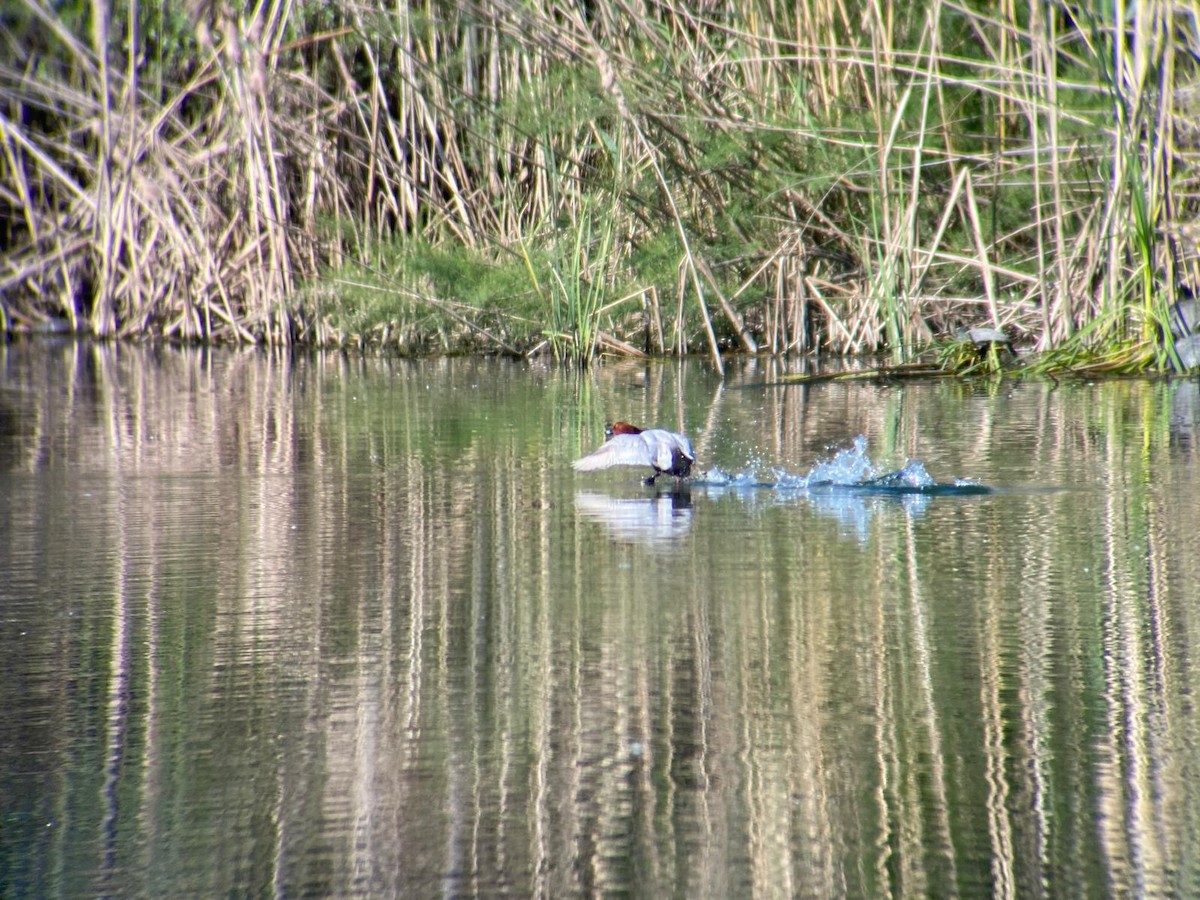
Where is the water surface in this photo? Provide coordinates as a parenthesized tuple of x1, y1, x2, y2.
(2, 341, 1199, 897)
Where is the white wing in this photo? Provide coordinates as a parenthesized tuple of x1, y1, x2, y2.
(572, 433, 654, 471)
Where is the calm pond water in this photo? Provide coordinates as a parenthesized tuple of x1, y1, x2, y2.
(3, 340, 1200, 898)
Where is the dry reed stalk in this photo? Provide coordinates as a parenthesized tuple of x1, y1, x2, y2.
(910, 166, 967, 297)
(90, 0, 118, 335)
(645, 285, 665, 353)
(962, 171, 1000, 328)
(1030, 0, 1072, 341)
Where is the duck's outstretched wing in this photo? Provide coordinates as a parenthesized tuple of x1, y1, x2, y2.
(572, 434, 652, 471)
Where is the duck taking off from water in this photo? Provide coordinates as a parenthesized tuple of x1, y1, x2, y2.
(573, 421, 696, 485)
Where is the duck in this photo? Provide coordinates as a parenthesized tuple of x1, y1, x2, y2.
(573, 421, 696, 485)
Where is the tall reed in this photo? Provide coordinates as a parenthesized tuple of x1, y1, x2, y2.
(521, 195, 614, 364)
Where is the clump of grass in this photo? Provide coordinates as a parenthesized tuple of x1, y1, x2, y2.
(521, 195, 618, 364)
(310, 241, 535, 353)
(935, 328, 1017, 378)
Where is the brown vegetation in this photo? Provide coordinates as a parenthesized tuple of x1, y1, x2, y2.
(1, 1, 1197, 369)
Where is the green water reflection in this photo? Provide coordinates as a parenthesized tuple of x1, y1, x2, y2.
(2, 341, 1199, 897)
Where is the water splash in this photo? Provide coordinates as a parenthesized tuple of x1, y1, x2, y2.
(694, 435, 988, 497)
(804, 434, 880, 487)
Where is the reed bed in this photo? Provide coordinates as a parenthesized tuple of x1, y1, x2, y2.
(2, 0, 1196, 368)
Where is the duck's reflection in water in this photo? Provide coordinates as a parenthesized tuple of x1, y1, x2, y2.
(574, 489, 693, 545)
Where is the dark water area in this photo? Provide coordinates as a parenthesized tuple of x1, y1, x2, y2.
(3, 340, 1200, 897)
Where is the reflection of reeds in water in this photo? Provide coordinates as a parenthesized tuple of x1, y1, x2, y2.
(4, 346, 1200, 894)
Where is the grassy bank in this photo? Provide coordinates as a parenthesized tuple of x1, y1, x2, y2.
(2, 1, 1196, 371)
